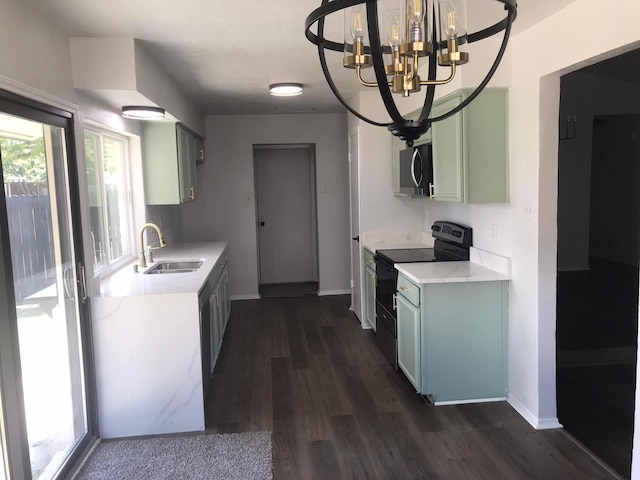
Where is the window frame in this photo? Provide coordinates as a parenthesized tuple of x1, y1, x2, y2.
(84, 126, 136, 279)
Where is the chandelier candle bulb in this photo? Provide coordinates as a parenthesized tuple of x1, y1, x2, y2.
(390, 23, 400, 46)
(344, 5, 373, 68)
(446, 9, 457, 38)
(408, 0, 426, 42)
(353, 10, 363, 39)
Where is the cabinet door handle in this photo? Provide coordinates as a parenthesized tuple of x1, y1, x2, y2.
(393, 294, 397, 311)
(429, 182, 434, 199)
(400, 286, 409, 292)
(199, 148, 204, 161)
(190, 186, 195, 200)
(371, 274, 376, 288)
(215, 292, 219, 307)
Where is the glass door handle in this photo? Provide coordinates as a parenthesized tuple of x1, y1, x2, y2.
(78, 264, 87, 302)
(63, 266, 75, 298)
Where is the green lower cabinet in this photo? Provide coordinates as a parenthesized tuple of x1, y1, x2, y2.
(396, 293, 421, 392)
(208, 258, 231, 375)
(362, 248, 377, 330)
(397, 273, 508, 404)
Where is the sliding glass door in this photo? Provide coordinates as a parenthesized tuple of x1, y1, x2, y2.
(0, 92, 95, 479)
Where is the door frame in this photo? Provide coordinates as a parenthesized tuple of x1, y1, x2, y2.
(0, 85, 98, 479)
(253, 144, 319, 286)
(348, 129, 363, 322)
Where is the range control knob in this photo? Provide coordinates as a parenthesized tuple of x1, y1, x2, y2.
(452, 231, 462, 238)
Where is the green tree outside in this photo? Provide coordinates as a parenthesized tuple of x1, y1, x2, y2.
(0, 137, 47, 183)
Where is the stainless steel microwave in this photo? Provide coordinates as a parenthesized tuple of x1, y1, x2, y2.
(398, 142, 433, 197)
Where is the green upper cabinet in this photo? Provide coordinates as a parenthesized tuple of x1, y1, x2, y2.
(142, 122, 204, 205)
(431, 88, 509, 203)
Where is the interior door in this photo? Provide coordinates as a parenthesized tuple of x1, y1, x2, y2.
(255, 147, 316, 285)
(349, 130, 362, 321)
(0, 94, 94, 480)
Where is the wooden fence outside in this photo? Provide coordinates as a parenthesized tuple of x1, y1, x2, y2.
(6, 195, 55, 302)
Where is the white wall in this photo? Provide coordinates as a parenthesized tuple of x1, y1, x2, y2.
(180, 113, 350, 298)
(0, 0, 201, 283)
(0, 0, 76, 101)
(349, 35, 513, 240)
(352, 91, 425, 236)
(348, 0, 640, 439)
(134, 40, 204, 135)
(507, 0, 640, 435)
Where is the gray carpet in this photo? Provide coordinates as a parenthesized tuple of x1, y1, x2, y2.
(75, 431, 272, 480)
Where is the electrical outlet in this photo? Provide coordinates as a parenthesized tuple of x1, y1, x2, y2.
(491, 223, 498, 240)
(524, 201, 534, 221)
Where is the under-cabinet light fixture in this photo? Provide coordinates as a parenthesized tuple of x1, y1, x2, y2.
(121, 106, 166, 120)
(269, 83, 304, 96)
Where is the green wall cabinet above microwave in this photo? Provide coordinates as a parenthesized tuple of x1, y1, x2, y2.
(142, 122, 205, 205)
(431, 88, 509, 203)
(391, 88, 508, 203)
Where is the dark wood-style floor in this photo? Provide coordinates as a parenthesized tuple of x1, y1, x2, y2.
(206, 294, 616, 479)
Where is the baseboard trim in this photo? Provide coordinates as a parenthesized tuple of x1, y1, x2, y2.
(230, 294, 261, 301)
(434, 396, 506, 406)
(318, 289, 351, 296)
(507, 395, 563, 430)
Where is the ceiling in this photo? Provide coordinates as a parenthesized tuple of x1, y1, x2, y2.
(30, 0, 576, 116)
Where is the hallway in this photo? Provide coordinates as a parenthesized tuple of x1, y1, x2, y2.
(206, 295, 616, 479)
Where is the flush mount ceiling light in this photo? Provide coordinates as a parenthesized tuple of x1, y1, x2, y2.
(269, 83, 304, 96)
(121, 106, 166, 120)
(305, 0, 517, 146)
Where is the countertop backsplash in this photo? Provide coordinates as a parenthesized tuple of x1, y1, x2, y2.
(469, 247, 511, 277)
(362, 231, 433, 251)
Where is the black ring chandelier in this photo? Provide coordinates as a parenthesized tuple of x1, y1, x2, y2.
(305, 0, 518, 146)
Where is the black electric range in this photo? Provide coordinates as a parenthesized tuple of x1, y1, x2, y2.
(373, 221, 473, 370)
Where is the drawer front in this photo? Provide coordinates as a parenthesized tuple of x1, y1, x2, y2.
(397, 273, 420, 307)
(363, 247, 376, 270)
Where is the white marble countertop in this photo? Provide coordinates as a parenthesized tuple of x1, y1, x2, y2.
(98, 242, 228, 297)
(395, 261, 510, 284)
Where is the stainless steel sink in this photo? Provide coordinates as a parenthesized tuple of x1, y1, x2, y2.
(144, 260, 204, 274)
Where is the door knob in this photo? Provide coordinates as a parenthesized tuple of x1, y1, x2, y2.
(352, 236, 360, 242)
(260, 221, 265, 226)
